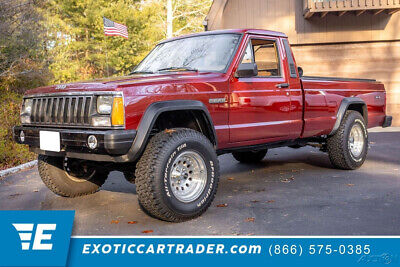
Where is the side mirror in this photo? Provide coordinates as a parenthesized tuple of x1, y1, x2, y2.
(235, 63, 258, 78)
(298, 66, 303, 77)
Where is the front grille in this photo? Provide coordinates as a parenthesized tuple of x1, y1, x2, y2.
(30, 95, 94, 127)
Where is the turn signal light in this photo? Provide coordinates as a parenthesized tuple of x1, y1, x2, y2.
(111, 97, 125, 126)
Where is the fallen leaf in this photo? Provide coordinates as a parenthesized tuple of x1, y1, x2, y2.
(227, 177, 235, 181)
(347, 184, 355, 187)
(245, 217, 255, 222)
(164, 129, 176, 134)
(110, 220, 119, 224)
(127, 221, 137, 224)
(266, 200, 275, 203)
(142, 230, 153, 234)
(8, 193, 21, 199)
(216, 203, 228, 207)
(250, 200, 259, 203)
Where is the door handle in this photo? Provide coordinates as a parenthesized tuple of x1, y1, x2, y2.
(276, 83, 289, 89)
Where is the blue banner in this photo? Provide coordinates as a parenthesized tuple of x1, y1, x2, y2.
(68, 237, 399, 266)
(1, 211, 399, 266)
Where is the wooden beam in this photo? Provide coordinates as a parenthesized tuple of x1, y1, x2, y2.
(304, 10, 314, 19)
(320, 11, 329, 18)
(387, 9, 400, 15)
(355, 10, 366, 16)
(373, 9, 384, 15)
(338, 11, 347, 16)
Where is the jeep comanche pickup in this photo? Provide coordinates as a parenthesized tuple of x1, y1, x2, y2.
(14, 29, 392, 222)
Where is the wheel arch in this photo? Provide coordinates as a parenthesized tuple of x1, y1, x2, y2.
(126, 100, 217, 162)
(329, 97, 368, 136)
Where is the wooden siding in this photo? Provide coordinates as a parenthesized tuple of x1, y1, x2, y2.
(206, 0, 400, 45)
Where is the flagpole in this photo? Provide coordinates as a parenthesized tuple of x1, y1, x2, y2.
(105, 45, 109, 77)
(103, 17, 109, 77)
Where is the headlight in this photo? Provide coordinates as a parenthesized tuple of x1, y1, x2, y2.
(95, 95, 125, 127)
(21, 99, 33, 114)
(20, 98, 33, 124)
(97, 96, 113, 114)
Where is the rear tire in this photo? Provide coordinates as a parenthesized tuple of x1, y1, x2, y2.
(232, 149, 268, 163)
(135, 128, 219, 222)
(38, 155, 109, 197)
(327, 110, 368, 170)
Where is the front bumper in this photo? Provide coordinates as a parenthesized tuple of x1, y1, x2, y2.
(13, 126, 136, 161)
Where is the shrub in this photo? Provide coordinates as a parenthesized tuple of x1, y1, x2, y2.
(0, 91, 35, 170)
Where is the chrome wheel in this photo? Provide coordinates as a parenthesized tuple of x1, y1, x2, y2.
(348, 124, 365, 158)
(169, 150, 207, 203)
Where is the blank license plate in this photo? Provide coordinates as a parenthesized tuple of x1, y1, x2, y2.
(40, 131, 61, 152)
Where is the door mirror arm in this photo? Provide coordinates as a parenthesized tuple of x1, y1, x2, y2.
(297, 66, 304, 77)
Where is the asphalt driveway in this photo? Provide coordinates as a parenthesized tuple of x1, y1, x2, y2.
(1, 127, 399, 236)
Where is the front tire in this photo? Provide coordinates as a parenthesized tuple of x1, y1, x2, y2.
(135, 128, 220, 222)
(327, 110, 368, 170)
(232, 149, 268, 163)
(38, 155, 109, 197)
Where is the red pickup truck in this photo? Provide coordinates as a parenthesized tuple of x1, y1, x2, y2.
(14, 29, 392, 222)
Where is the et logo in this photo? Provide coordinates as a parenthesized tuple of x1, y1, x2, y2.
(0, 211, 74, 267)
(12, 223, 57, 251)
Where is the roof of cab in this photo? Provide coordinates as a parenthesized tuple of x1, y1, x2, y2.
(159, 29, 287, 44)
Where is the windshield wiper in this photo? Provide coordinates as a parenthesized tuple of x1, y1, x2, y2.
(157, 66, 198, 72)
(129, 70, 154, 75)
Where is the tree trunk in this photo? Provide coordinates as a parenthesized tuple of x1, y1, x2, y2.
(166, 0, 173, 38)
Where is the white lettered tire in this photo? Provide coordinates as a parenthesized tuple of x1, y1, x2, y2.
(327, 110, 368, 170)
(135, 128, 220, 222)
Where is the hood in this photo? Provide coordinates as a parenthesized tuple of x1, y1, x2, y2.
(25, 72, 224, 96)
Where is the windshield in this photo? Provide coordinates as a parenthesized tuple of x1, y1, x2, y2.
(133, 33, 241, 73)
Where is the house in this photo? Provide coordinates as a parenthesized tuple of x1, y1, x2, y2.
(205, 0, 400, 125)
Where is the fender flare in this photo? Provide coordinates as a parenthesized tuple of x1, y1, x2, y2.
(329, 97, 368, 136)
(118, 100, 217, 162)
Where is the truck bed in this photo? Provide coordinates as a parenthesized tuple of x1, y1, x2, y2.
(299, 76, 386, 138)
(302, 76, 376, 83)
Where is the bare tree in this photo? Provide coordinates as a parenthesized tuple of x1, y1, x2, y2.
(0, 0, 49, 92)
(165, 0, 212, 38)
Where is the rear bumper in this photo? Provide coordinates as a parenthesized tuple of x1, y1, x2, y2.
(382, 116, 393, 128)
(13, 126, 136, 161)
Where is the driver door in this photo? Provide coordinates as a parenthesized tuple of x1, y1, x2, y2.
(229, 36, 292, 144)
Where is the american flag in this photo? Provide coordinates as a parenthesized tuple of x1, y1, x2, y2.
(103, 17, 128, 39)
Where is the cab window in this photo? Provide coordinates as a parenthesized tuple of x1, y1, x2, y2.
(240, 39, 281, 77)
